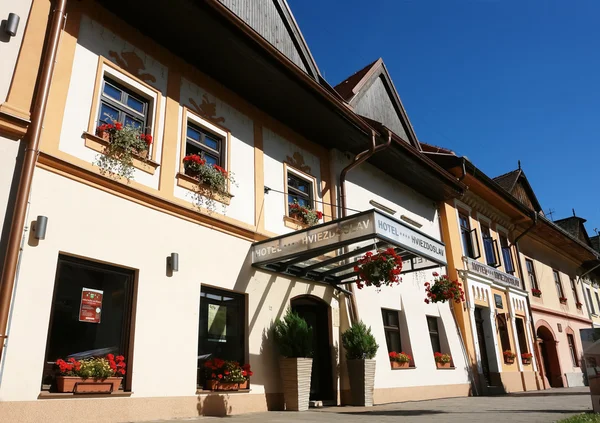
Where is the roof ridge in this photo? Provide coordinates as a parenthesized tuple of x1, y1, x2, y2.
(492, 168, 520, 181)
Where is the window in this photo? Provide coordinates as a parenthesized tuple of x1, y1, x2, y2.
(570, 278, 580, 304)
(567, 334, 578, 367)
(186, 122, 224, 167)
(197, 286, 245, 387)
(42, 255, 135, 390)
(98, 77, 149, 132)
(427, 316, 442, 354)
(497, 314, 512, 353)
(525, 259, 538, 290)
(382, 309, 402, 353)
(480, 223, 498, 267)
(287, 170, 314, 209)
(459, 213, 479, 259)
(587, 288, 596, 314)
(554, 270, 565, 299)
(515, 318, 528, 354)
(499, 234, 514, 273)
(595, 292, 600, 314)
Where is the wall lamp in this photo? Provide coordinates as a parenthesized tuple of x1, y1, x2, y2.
(5, 13, 20, 37)
(34, 216, 48, 240)
(167, 253, 179, 272)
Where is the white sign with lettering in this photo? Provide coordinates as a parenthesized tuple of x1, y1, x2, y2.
(464, 257, 522, 289)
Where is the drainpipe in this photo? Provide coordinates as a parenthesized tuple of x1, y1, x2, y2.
(339, 128, 392, 324)
(0, 0, 67, 363)
(512, 213, 546, 387)
(458, 157, 467, 182)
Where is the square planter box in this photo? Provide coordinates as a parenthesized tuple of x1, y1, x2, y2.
(522, 358, 532, 365)
(436, 362, 451, 369)
(56, 376, 122, 393)
(347, 359, 376, 407)
(390, 361, 409, 369)
(504, 357, 515, 365)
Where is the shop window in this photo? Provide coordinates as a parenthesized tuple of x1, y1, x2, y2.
(496, 314, 512, 353)
(553, 270, 565, 299)
(42, 255, 135, 390)
(287, 170, 314, 209)
(567, 333, 578, 367)
(197, 286, 245, 387)
(499, 234, 514, 274)
(185, 121, 224, 167)
(525, 259, 539, 290)
(480, 223, 499, 267)
(515, 318, 528, 354)
(458, 212, 480, 259)
(570, 278, 580, 304)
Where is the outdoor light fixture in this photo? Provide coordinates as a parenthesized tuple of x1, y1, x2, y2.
(400, 214, 423, 228)
(34, 216, 48, 240)
(167, 252, 179, 272)
(5, 13, 20, 37)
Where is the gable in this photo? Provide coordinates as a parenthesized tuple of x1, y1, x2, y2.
(512, 181, 535, 211)
(218, 0, 319, 78)
(353, 75, 408, 141)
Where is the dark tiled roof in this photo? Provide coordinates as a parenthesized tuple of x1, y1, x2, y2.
(420, 142, 455, 155)
(554, 217, 584, 240)
(591, 235, 600, 252)
(493, 169, 521, 193)
(334, 58, 380, 101)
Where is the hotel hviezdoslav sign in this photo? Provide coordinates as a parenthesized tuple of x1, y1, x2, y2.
(252, 210, 447, 266)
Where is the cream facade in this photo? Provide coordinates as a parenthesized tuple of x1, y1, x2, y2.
(0, 1, 471, 422)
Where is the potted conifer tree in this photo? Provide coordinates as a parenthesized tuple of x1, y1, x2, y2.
(342, 321, 379, 406)
(273, 309, 313, 411)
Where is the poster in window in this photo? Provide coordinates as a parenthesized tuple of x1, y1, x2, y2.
(79, 288, 103, 324)
(494, 294, 503, 309)
(208, 303, 227, 342)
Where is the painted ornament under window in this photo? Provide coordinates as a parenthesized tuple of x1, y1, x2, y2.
(182, 153, 236, 213)
(94, 120, 152, 180)
(354, 248, 403, 289)
(424, 272, 465, 304)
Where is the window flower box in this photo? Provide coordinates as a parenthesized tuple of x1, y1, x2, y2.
(182, 154, 236, 212)
(203, 359, 252, 392)
(434, 352, 452, 368)
(56, 376, 122, 393)
(288, 201, 323, 227)
(522, 352, 533, 365)
(559, 297, 568, 304)
(55, 354, 126, 393)
(389, 351, 411, 369)
(576, 302, 583, 310)
(503, 350, 516, 364)
(424, 272, 465, 304)
(531, 288, 542, 297)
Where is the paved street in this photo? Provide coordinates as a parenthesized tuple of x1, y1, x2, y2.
(140, 387, 593, 423)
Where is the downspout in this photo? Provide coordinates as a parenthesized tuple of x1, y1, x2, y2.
(512, 212, 545, 387)
(339, 129, 392, 324)
(458, 157, 467, 182)
(0, 0, 67, 363)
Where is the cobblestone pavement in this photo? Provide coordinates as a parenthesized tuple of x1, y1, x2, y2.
(140, 387, 592, 423)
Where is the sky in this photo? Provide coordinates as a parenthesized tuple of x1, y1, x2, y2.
(288, 0, 600, 235)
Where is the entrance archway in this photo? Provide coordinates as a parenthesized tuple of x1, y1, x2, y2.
(537, 324, 563, 387)
(291, 296, 334, 403)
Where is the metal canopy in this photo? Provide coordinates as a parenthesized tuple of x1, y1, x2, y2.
(251, 210, 447, 291)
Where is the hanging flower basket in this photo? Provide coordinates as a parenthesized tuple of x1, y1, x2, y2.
(353, 248, 402, 289)
(288, 201, 323, 226)
(94, 121, 152, 180)
(424, 272, 465, 304)
(389, 351, 411, 369)
(54, 354, 126, 393)
(434, 352, 452, 368)
(522, 352, 532, 365)
(531, 288, 542, 297)
(503, 350, 516, 364)
(182, 154, 236, 212)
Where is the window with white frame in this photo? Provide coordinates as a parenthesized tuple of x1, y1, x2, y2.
(499, 233, 514, 274)
(458, 212, 479, 259)
(98, 76, 150, 132)
(185, 122, 224, 167)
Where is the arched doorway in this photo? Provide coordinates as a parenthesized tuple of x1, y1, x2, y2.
(291, 296, 334, 403)
(537, 325, 563, 387)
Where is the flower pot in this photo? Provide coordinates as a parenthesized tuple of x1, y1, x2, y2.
(184, 167, 200, 179)
(289, 212, 306, 225)
(279, 357, 312, 411)
(504, 357, 515, 365)
(391, 361, 409, 369)
(96, 130, 111, 142)
(532, 291, 542, 298)
(56, 376, 122, 393)
(522, 358, 532, 365)
(347, 359, 376, 407)
(436, 362, 451, 369)
(238, 380, 249, 389)
(217, 382, 239, 391)
(204, 379, 219, 391)
(136, 149, 148, 159)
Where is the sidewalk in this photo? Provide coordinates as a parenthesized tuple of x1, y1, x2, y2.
(138, 387, 592, 423)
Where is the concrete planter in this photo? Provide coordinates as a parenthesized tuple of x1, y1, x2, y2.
(347, 359, 376, 406)
(279, 357, 312, 411)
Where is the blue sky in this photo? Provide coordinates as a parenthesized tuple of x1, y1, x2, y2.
(288, 0, 600, 235)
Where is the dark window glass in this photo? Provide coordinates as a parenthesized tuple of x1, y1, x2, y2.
(515, 318, 528, 354)
(481, 224, 497, 266)
(427, 316, 442, 354)
(499, 234, 514, 273)
(595, 292, 600, 314)
(287, 172, 313, 209)
(587, 288, 596, 314)
(459, 213, 475, 258)
(197, 286, 245, 387)
(570, 279, 580, 303)
(42, 255, 134, 390)
(497, 314, 512, 352)
(525, 259, 539, 290)
(98, 77, 149, 134)
(567, 334, 578, 367)
(554, 270, 565, 299)
(185, 122, 222, 167)
(382, 309, 402, 353)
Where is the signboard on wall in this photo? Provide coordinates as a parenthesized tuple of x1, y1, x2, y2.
(79, 288, 103, 324)
(494, 293, 503, 309)
(464, 257, 522, 289)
